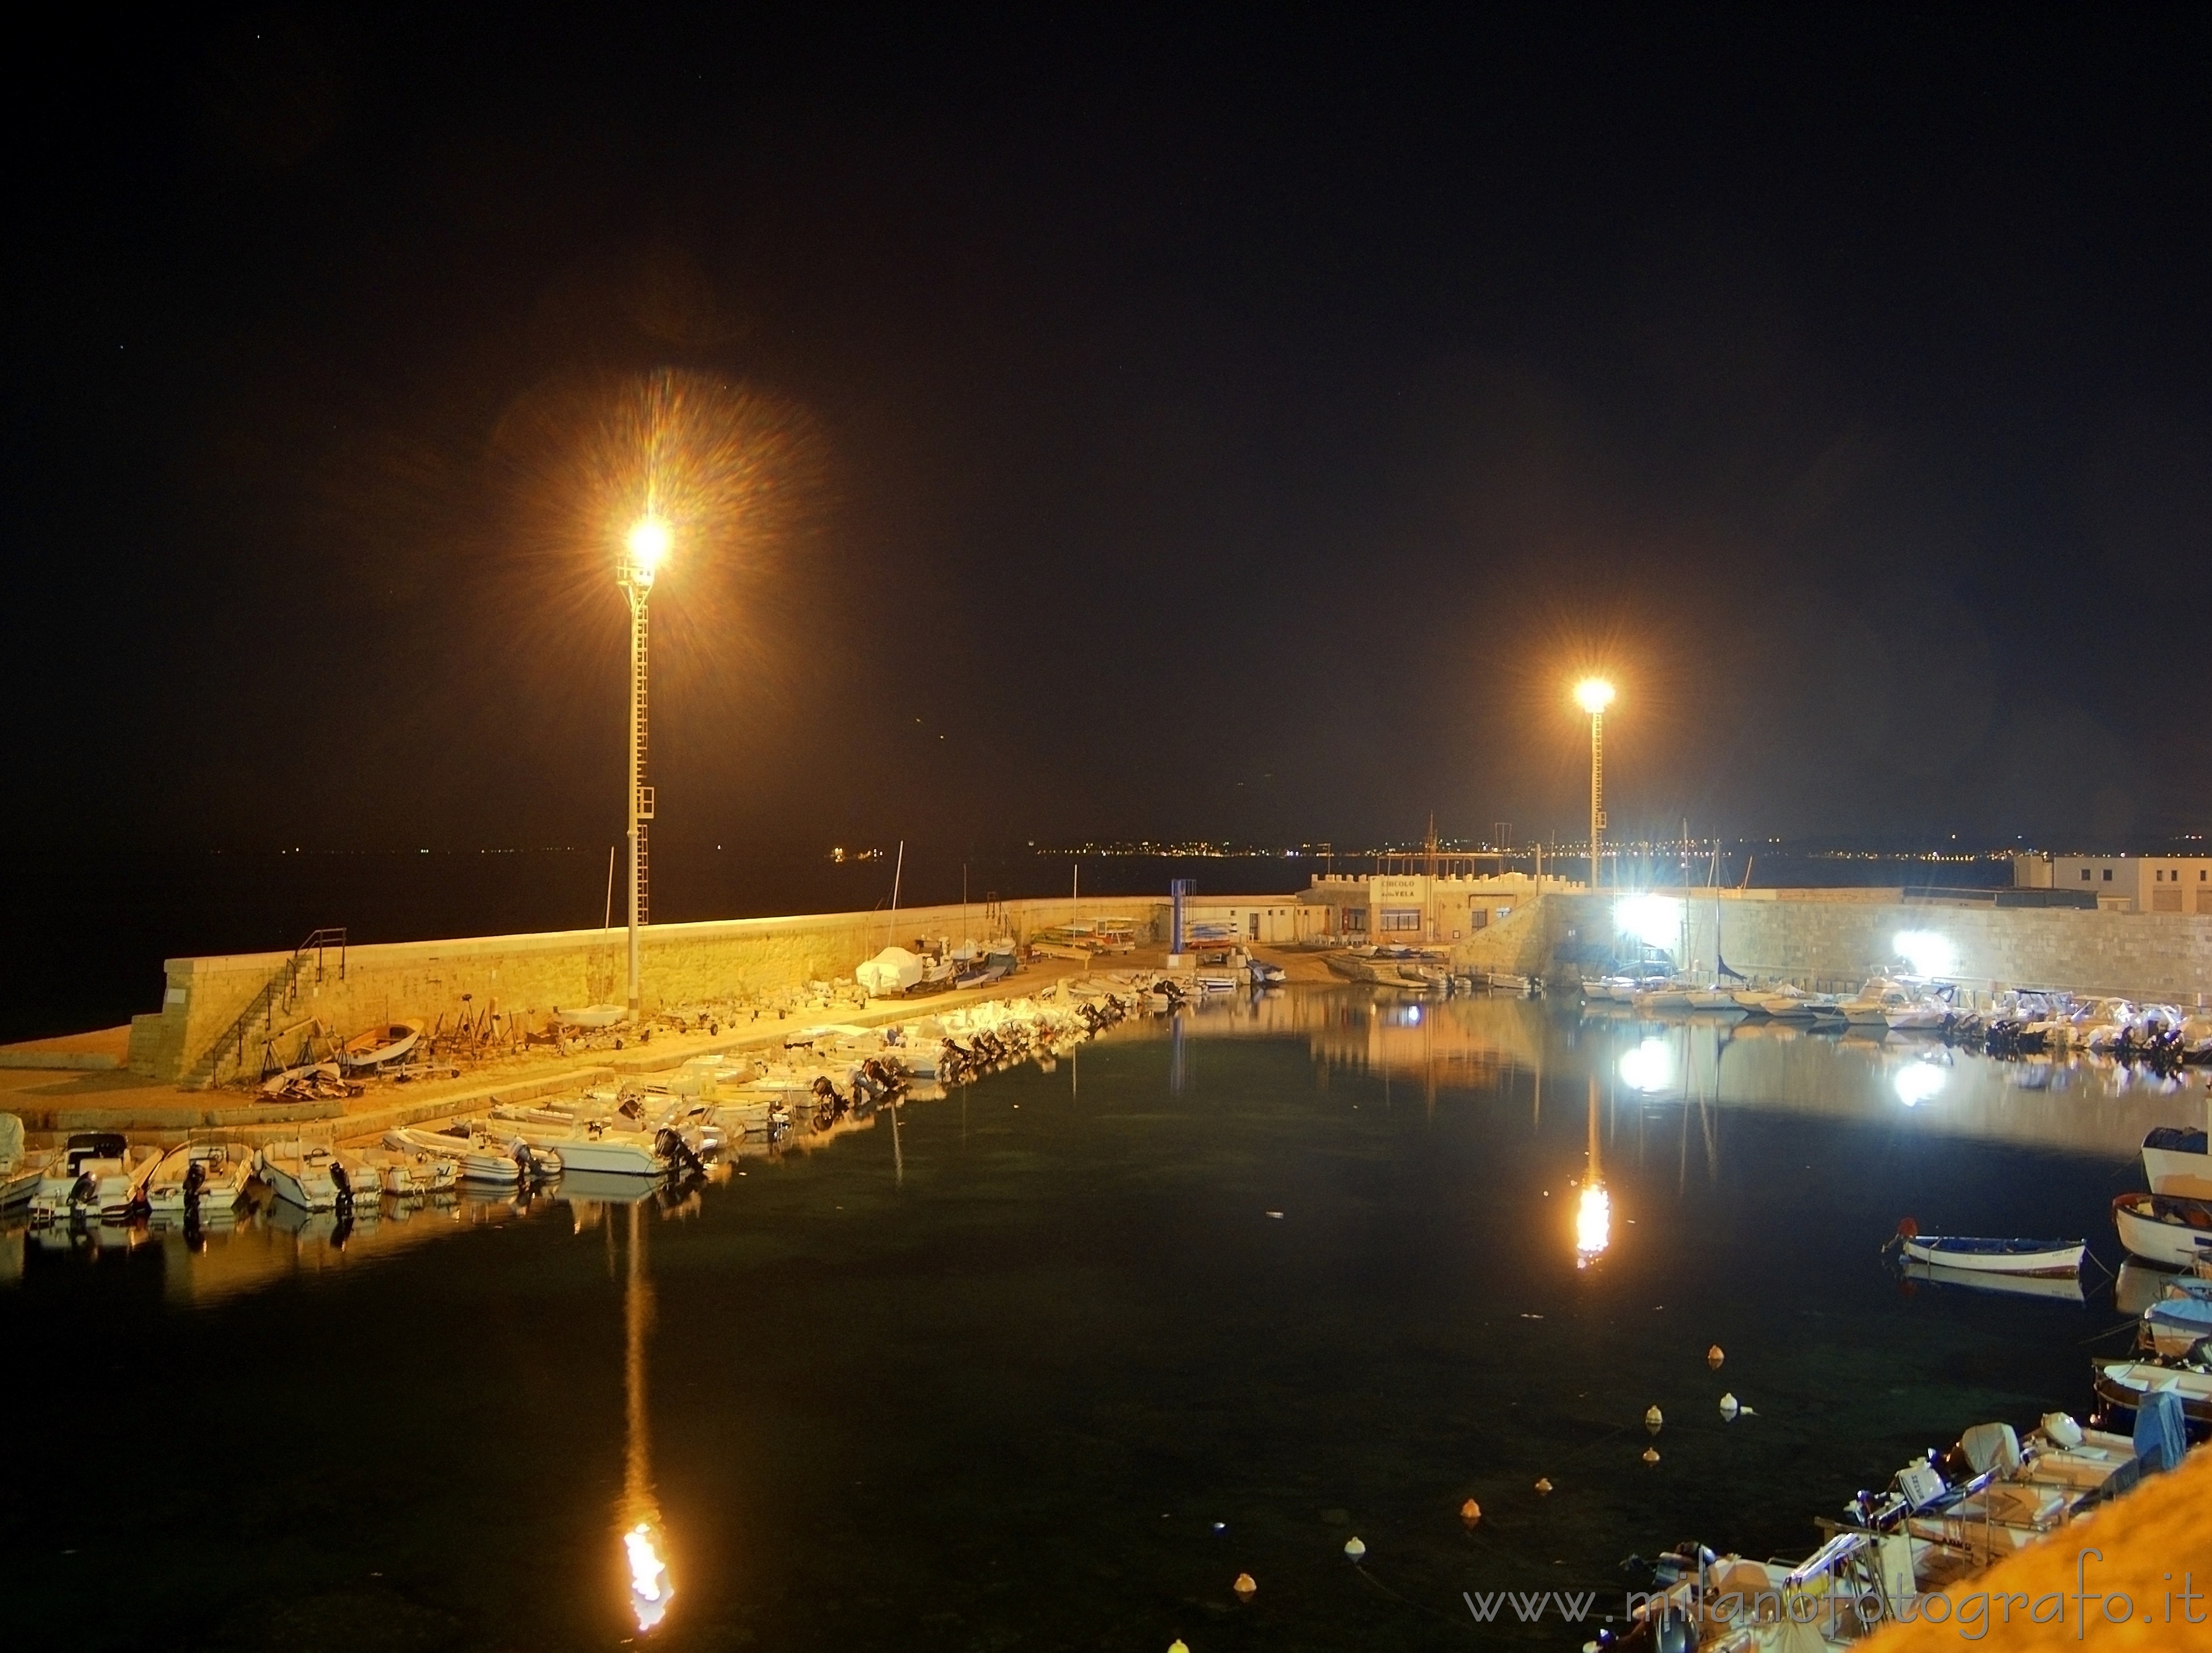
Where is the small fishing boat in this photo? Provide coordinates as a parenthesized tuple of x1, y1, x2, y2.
(145, 1142, 254, 1218)
(482, 1116, 670, 1178)
(386, 1125, 549, 1185)
(2142, 1289, 2212, 1357)
(355, 1144, 457, 1196)
(337, 1021, 422, 1072)
(28, 1133, 161, 1223)
(2113, 1190, 2212, 1268)
(550, 1004, 627, 1029)
(255, 1140, 343, 1212)
(2142, 1100, 2212, 1198)
(1248, 959, 1288, 986)
(1893, 1224, 2085, 1277)
(2091, 1359, 2212, 1429)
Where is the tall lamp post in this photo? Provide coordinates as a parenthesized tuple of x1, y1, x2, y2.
(620, 514, 670, 1023)
(1574, 677, 1615, 891)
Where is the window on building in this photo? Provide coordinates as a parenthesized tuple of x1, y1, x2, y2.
(1342, 908, 1368, 932)
(1379, 908, 1423, 932)
(1470, 909, 1489, 931)
(2082, 869, 2092, 882)
(2103, 869, 2114, 882)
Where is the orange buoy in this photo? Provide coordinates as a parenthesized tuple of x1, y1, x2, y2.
(1459, 1498, 1482, 1524)
(1233, 1572, 1257, 1600)
(1642, 1446, 1661, 1464)
(1533, 1476, 1554, 1495)
(1706, 1344, 1725, 1370)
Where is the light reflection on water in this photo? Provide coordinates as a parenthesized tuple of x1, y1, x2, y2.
(0, 986, 2186, 1651)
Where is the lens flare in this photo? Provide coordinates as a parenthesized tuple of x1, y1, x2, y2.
(625, 1522, 673, 1631)
(1575, 676, 1616, 714)
(1575, 1182, 1612, 1267)
(627, 513, 671, 574)
(1617, 1036, 1675, 1094)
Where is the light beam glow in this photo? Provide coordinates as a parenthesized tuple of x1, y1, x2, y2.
(1617, 1036, 1676, 1094)
(627, 513, 672, 574)
(1892, 1062, 1946, 1106)
(1892, 930, 1957, 978)
(1615, 893, 1684, 949)
(1575, 676, 1616, 714)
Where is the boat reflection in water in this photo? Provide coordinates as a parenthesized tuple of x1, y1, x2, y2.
(1575, 1076, 1611, 1269)
(618, 1198, 674, 1633)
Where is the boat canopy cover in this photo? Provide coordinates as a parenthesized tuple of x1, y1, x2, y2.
(2145, 1126, 2210, 1154)
(1957, 1421, 2020, 1475)
(2134, 1390, 2188, 1474)
(0, 1112, 20, 1172)
(856, 947, 924, 997)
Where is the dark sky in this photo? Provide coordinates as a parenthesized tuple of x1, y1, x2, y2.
(8, 6, 2211, 858)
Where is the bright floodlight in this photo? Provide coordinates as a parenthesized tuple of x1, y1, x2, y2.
(1575, 677, 1616, 714)
(627, 514, 672, 573)
(1615, 893, 1683, 949)
(1893, 930, 1957, 979)
(1575, 1183, 1611, 1267)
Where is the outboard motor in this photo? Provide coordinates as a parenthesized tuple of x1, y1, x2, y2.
(654, 1127, 707, 1180)
(330, 1158, 354, 1215)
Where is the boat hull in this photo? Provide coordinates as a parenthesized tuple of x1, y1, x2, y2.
(1901, 1237, 2084, 1277)
(2113, 1193, 2212, 1268)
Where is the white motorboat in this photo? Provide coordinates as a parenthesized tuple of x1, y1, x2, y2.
(2111, 1190, 2212, 1268)
(29, 1133, 161, 1223)
(1488, 971, 1540, 994)
(256, 1139, 343, 1212)
(0, 1112, 35, 1206)
(487, 1117, 670, 1178)
(146, 1142, 253, 1218)
(385, 1125, 546, 1184)
(2091, 1359, 2212, 1431)
(1897, 1233, 2084, 1277)
(357, 1144, 458, 1196)
(1758, 990, 1818, 1018)
(1839, 980, 1911, 1026)
(1194, 972, 1241, 994)
(1885, 999, 1953, 1033)
(336, 1021, 422, 1072)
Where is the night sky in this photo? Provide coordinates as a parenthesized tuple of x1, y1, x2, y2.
(9, 8, 2212, 858)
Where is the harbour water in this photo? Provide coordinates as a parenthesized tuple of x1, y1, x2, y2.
(0, 987, 2172, 1650)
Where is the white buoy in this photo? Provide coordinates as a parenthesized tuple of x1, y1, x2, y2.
(1644, 1404, 1663, 1435)
(1344, 1536, 1367, 1561)
(1720, 1392, 1740, 1421)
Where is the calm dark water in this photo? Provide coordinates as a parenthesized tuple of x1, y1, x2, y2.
(0, 990, 2159, 1651)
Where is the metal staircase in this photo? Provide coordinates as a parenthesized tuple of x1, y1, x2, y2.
(183, 928, 347, 1090)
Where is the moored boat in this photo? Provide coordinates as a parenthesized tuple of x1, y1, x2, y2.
(255, 1139, 343, 1212)
(2112, 1190, 2212, 1268)
(146, 1142, 253, 1218)
(1898, 1233, 2085, 1278)
(2091, 1358, 2212, 1429)
(2142, 1101, 2212, 1198)
(386, 1125, 549, 1185)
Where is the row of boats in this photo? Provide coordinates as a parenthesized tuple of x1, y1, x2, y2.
(0, 976, 1194, 1236)
(1588, 971, 2212, 1063)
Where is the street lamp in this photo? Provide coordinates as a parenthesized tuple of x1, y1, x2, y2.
(618, 514, 669, 1022)
(1574, 677, 1614, 890)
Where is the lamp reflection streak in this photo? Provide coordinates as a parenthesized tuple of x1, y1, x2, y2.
(622, 1201, 673, 1631)
(1576, 1074, 1611, 1269)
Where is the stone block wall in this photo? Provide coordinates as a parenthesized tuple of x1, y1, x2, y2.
(129, 896, 1178, 1085)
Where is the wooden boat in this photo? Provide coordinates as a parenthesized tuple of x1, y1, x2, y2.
(1898, 1234, 2085, 1277)
(2143, 1116, 2212, 1199)
(2112, 1190, 2212, 1268)
(337, 1021, 422, 1071)
(2091, 1359, 2212, 1428)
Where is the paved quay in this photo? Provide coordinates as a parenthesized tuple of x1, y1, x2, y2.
(0, 947, 1311, 1146)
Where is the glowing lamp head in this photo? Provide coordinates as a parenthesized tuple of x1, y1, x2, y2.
(626, 514, 672, 577)
(1575, 1182, 1612, 1268)
(1575, 677, 1616, 715)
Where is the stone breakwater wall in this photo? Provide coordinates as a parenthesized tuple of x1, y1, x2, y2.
(1452, 889, 2212, 1003)
(130, 897, 1171, 1085)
